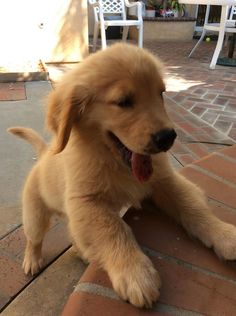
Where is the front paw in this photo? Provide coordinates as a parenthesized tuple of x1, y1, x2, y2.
(109, 253, 161, 308)
(212, 222, 236, 260)
(23, 253, 43, 275)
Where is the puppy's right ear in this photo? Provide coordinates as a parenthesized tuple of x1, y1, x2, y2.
(46, 85, 91, 153)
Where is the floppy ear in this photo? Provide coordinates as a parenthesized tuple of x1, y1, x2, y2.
(46, 85, 91, 153)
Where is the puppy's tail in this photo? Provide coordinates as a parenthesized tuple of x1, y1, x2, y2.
(8, 126, 47, 157)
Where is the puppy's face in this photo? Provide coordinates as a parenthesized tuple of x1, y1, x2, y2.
(47, 44, 176, 182)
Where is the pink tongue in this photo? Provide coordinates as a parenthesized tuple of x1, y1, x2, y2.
(131, 153, 153, 182)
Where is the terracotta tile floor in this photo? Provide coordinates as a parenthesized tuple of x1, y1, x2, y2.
(62, 145, 236, 316)
(0, 83, 26, 101)
(1, 40, 236, 315)
(143, 40, 236, 141)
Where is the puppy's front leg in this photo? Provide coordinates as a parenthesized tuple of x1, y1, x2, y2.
(152, 172, 236, 260)
(67, 198, 161, 308)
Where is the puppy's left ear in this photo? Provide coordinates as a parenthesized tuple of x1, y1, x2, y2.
(47, 85, 91, 153)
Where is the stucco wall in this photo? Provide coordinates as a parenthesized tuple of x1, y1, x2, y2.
(0, 0, 88, 63)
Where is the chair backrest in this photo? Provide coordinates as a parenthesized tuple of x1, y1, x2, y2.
(204, 5, 236, 25)
(229, 5, 236, 20)
(100, 0, 125, 14)
(99, 0, 127, 20)
(89, 0, 127, 22)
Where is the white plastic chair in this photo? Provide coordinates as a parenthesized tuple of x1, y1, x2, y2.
(224, 5, 236, 45)
(229, 5, 236, 19)
(88, 0, 143, 51)
(189, 5, 236, 69)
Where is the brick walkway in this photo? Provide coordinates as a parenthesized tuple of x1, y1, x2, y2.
(0, 83, 26, 101)
(62, 145, 236, 316)
(63, 146, 236, 316)
(144, 40, 236, 141)
(1, 41, 236, 315)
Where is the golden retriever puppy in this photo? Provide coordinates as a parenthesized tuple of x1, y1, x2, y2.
(8, 43, 236, 308)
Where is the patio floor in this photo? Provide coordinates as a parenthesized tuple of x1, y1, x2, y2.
(1, 39, 236, 315)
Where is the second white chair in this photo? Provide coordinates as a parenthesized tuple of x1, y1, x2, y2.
(88, 0, 143, 51)
(189, 5, 236, 69)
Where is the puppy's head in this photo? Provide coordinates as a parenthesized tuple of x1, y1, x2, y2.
(47, 44, 176, 182)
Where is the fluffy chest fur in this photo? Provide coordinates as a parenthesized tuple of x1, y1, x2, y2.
(62, 140, 153, 211)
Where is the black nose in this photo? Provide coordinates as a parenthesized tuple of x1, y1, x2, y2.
(152, 128, 177, 152)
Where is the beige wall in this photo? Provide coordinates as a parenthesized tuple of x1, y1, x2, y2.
(0, 0, 88, 63)
(130, 20, 195, 41)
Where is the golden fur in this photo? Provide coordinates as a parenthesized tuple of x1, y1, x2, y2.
(8, 44, 236, 308)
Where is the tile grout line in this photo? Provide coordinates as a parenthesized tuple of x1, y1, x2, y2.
(142, 246, 236, 286)
(165, 95, 236, 143)
(188, 164, 236, 190)
(198, 108, 208, 119)
(213, 121, 234, 137)
(75, 282, 204, 316)
(0, 245, 71, 313)
(212, 113, 220, 126)
(74, 282, 120, 300)
(172, 142, 200, 161)
(154, 303, 205, 316)
(0, 223, 22, 241)
(215, 151, 236, 164)
(0, 244, 72, 313)
(208, 109, 236, 116)
(181, 141, 210, 158)
(225, 122, 234, 137)
(208, 197, 236, 214)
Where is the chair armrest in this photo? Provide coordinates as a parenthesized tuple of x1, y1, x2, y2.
(124, 0, 138, 7)
(88, 0, 99, 8)
(124, 1, 142, 19)
(226, 19, 236, 28)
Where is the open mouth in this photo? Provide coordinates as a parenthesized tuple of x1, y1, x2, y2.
(108, 132, 153, 183)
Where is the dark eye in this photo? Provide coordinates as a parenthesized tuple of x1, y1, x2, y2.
(117, 95, 134, 108)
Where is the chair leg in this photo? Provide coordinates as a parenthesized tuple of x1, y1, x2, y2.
(100, 25, 107, 50)
(93, 23, 99, 52)
(122, 26, 129, 42)
(210, 30, 225, 69)
(224, 33, 229, 47)
(138, 24, 143, 48)
(210, 6, 228, 69)
(189, 29, 206, 57)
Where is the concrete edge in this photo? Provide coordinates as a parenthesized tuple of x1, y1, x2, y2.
(0, 72, 49, 83)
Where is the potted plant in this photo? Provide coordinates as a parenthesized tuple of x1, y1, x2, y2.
(145, 0, 158, 18)
(171, 0, 185, 17)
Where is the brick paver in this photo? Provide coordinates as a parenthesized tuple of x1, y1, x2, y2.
(0, 83, 26, 101)
(144, 40, 236, 142)
(166, 96, 234, 167)
(0, 219, 70, 311)
(2, 249, 86, 316)
(61, 145, 236, 316)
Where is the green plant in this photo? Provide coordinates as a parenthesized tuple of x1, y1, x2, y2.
(146, 0, 159, 9)
(171, 0, 185, 11)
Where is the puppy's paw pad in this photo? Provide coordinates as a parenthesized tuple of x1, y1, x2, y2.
(111, 255, 161, 308)
(23, 256, 43, 275)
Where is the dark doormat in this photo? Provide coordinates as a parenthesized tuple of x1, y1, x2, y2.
(217, 57, 236, 67)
